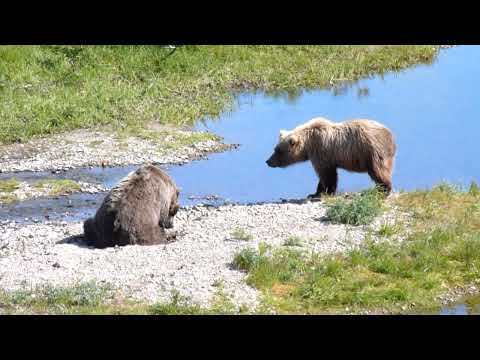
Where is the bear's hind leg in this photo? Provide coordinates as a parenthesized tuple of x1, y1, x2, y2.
(136, 225, 170, 245)
(368, 162, 392, 194)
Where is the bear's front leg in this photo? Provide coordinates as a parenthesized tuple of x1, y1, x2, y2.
(307, 181, 326, 199)
(308, 166, 338, 198)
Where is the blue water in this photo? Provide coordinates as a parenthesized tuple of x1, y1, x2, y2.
(440, 295, 480, 315)
(162, 45, 480, 205)
(3, 46, 479, 210)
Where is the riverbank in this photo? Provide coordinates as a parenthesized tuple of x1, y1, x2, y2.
(2, 45, 476, 315)
(0, 127, 233, 173)
(1, 185, 478, 315)
(0, 195, 400, 314)
(1, 45, 442, 145)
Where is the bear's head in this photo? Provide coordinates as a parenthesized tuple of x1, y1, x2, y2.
(266, 130, 308, 168)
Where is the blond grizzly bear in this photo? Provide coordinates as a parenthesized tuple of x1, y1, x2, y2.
(266, 117, 396, 198)
(83, 164, 180, 248)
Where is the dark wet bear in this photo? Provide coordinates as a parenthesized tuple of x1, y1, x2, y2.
(83, 164, 180, 248)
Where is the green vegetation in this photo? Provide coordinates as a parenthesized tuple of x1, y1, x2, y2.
(283, 236, 304, 247)
(0, 282, 246, 315)
(0, 45, 440, 144)
(33, 179, 81, 196)
(0, 178, 20, 203)
(0, 282, 116, 315)
(0, 178, 20, 193)
(233, 184, 480, 314)
(231, 227, 254, 241)
(325, 188, 384, 225)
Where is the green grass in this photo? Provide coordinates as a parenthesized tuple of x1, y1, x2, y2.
(325, 188, 384, 225)
(283, 236, 304, 247)
(0, 178, 20, 193)
(377, 222, 400, 238)
(0, 282, 116, 314)
(33, 179, 81, 196)
(233, 184, 480, 314)
(0, 178, 20, 203)
(0, 283, 247, 315)
(230, 227, 254, 241)
(148, 291, 208, 315)
(0, 45, 441, 144)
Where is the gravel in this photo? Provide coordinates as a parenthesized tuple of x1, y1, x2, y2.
(0, 129, 236, 173)
(0, 200, 398, 311)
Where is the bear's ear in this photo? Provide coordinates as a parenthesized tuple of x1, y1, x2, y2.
(288, 135, 299, 147)
(279, 129, 291, 141)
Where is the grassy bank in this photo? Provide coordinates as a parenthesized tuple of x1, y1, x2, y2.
(233, 183, 480, 314)
(0, 282, 246, 315)
(0, 45, 440, 144)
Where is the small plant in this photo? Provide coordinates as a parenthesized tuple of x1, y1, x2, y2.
(326, 188, 383, 225)
(230, 227, 254, 241)
(469, 181, 479, 196)
(149, 291, 205, 315)
(233, 248, 262, 271)
(377, 223, 398, 237)
(283, 236, 303, 247)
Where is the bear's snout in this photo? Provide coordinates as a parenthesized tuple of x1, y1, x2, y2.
(266, 158, 276, 167)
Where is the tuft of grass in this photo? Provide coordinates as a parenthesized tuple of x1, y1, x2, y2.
(326, 188, 384, 225)
(283, 236, 303, 247)
(33, 179, 81, 196)
(0, 193, 17, 204)
(230, 227, 254, 241)
(148, 291, 207, 315)
(233, 248, 263, 271)
(234, 183, 480, 314)
(0, 178, 20, 193)
(469, 181, 480, 196)
(0, 45, 440, 144)
(0, 178, 20, 203)
(377, 223, 399, 238)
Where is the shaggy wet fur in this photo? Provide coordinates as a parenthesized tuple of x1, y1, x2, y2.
(266, 117, 397, 197)
(83, 164, 180, 248)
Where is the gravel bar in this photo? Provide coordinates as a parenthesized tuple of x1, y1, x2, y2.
(0, 200, 398, 311)
(0, 129, 236, 173)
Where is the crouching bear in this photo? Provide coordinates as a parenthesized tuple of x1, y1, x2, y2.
(266, 117, 396, 198)
(83, 164, 180, 248)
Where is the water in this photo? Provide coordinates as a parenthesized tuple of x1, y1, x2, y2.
(168, 45, 480, 204)
(440, 295, 480, 315)
(2, 46, 480, 214)
(1, 46, 480, 314)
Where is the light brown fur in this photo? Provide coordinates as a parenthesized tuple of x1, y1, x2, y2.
(83, 164, 180, 248)
(266, 117, 396, 197)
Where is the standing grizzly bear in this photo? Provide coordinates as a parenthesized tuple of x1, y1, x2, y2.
(83, 164, 180, 248)
(266, 117, 396, 198)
